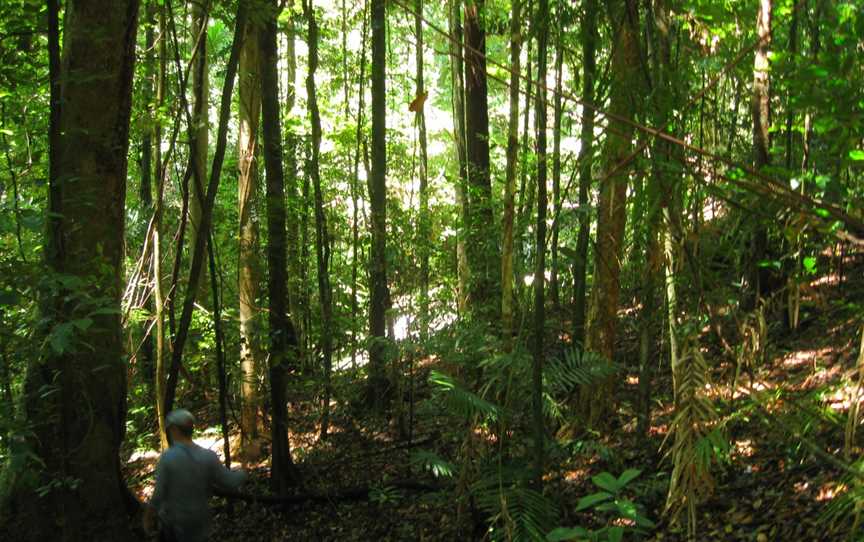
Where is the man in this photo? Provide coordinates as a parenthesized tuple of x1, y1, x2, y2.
(144, 409, 247, 542)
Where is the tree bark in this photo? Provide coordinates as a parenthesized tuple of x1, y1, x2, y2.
(746, 0, 772, 310)
(2, 2, 140, 540)
(463, 0, 498, 321)
(260, 0, 301, 493)
(154, 0, 169, 451)
(367, 0, 391, 407)
(581, 0, 641, 428)
(238, 14, 263, 457)
(188, 0, 209, 304)
(571, 0, 598, 346)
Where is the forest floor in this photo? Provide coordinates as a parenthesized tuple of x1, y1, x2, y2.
(124, 259, 864, 541)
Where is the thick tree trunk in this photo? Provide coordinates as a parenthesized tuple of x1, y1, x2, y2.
(571, 0, 597, 346)
(1, 2, 140, 540)
(367, 0, 391, 407)
(260, 0, 301, 493)
(581, 0, 641, 427)
(500, 0, 521, 345)
(238, 15, 263, 457)
(464, 0, 498, 321)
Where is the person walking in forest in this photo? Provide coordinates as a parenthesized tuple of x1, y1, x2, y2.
(143, 409, 247, 542)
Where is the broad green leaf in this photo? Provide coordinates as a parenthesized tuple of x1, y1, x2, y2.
(616, 468, 641, 487)
(591, 472, 619, 493)
(608, 526, 624, 542)
(803, 256, 817, 275)
(849, 150, 864, 161)
(575, 491, 612, 511)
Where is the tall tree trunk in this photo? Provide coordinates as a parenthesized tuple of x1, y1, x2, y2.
(415, 0, 430, 335)
(572, 0, 597, 346)
(581, 0, 641, 428)
(238, 14, 263, 457)
(550, 21, 564, 312)
(637, 0, 675, 440)
(2, 2, 140, 540)
(501, 0, 521, 345)
(532, 0, 550, 488)
(464, 0, 498, 320)
(305, 0, 334, 438)
(367, 0, 391, 407)
(351, 2, 369, 367)
(207, 234, 231, 467)
(260, 0, 301, 492)
(154, 0, 169, 451)
(448, 0, 469, 315)
(746, 0, 772, 309)
(188, 0, 209, 303)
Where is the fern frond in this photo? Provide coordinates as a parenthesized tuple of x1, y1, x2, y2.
(429, 370, 501, 422)
(545, 348, 617, 396)
(665, 341, 720, 539)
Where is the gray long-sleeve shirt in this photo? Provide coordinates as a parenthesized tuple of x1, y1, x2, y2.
(150, 441, 247, 542)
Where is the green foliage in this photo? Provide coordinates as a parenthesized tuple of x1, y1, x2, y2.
(472, 463, 560, 542)
(548, 469, 654, 542)
(411, 449, 457, 479)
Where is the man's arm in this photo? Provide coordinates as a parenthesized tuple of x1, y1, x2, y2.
(208, 452, 248, 492)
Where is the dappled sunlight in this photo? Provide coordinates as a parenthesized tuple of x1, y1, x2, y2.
(732, 439, 756, 459)
(811, 273, 842, 287)
(816, 481, 846, 502)
(802, 364, 843, 389)
(782, 348, 833, 369)
(824, 381, 861, 412)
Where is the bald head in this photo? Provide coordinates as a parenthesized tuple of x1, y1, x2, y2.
(166, 409, 195, 438)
